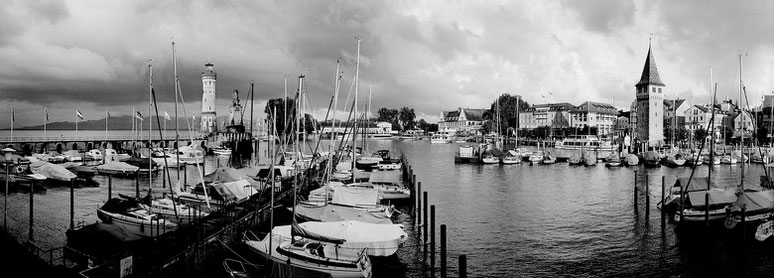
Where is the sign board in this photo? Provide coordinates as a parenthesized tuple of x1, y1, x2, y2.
(120, 256, 133, 278)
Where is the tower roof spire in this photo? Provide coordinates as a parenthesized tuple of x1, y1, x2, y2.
(636, 44, 665, 87)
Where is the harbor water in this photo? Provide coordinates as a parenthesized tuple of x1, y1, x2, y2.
(3, 134, 774, 277)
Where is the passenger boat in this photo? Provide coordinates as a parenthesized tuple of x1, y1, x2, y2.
(553, 135, 617, 161)
(97, 198, 178, 237)
(399, 129, 423, 141)
(500, 150, 521, 164)
(430, 129, 454, 144)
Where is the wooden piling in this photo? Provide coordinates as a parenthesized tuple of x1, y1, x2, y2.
(440, 224, 447, 278)
(417, 182, 422, 227)
(423, 191, 428, 264)
(184, 164, 188, 188)
(459, 255, 467, 278)
(661, 176, 665, 216)
(430, 205, 436, 278)
(135, 173, 140, 198)
(162, 167, 166, 189)
(70, 179, 75, 230)
(108, 175, 112, 199)
(634, 171, 638, 208)
(704, 193, 710, 226)
(645, 174, 649, 219)
(29, 181, 34, 241)
(741, 207, 746, 240)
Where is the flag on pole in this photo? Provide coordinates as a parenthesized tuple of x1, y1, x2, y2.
(164, 111, 171, 121)
(76, 109, 83, 120)
(45, 108, 49, 122)
(136, 110, 144, 121)
(11, 107, 14, 122)
(106, 110, 111, 118)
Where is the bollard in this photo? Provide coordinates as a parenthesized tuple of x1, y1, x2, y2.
(108, 175, 113, 199)
(705, 193, 710, 226)
(412, 174, 416, 189)
(70, 179, 75, 230)
(459, 255, 467, 278)
(184, 164, 188, 188)
(645, 174, 650, 219)
(440, 224, 447, 278)
(162, 167, 166, 188)
(430, 205, 436, 278)
(29, 181, 34, 241)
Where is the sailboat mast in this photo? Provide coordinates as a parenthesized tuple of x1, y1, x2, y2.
(148, 60, 153, 193)
(172, 42, 181, 179)
(739, 53, 745, 190)
(327, 59, 341, 204)
(352, 38, 361, 183)
(516, 96, 519, 148)
(291, 74, 304, 238)
(269, 107, 276, 255)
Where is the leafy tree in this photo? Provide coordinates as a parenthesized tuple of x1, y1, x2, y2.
(487, 93, 530, 135)
(377, 107, 400, 130)
(304, 114, 318, 134)
(264, 97, 296, 141)
(694, 127, 708, 143)
(398, 107, 416, 130)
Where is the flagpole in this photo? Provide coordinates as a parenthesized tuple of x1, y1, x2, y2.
(10, 107, 13, 142)
(105, 109, 108, 140)
(75, 109, 78, 139)
(44, 108, 47, 141)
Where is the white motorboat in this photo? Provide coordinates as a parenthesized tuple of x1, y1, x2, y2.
(500, 150, 521, 164)
(97, 198, 178, 237)
(528, 151, 544, 164)
(85, 149, 104, 161)
(481, 154, 499, 164)
(212, 147, 232, 156)
(176, 145, 205, 165)
(262, 221, 406, 257)
(104, 148, 131, 162)
(95, 161, 140, 176)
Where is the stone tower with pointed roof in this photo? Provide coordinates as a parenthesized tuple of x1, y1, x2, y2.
(635, 43, 665, 146)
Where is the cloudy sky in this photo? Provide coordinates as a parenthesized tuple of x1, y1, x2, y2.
(2, 0, 774, 128)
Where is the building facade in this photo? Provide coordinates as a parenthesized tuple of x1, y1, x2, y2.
(634, 44, 665, 146)
(228, 89, 243, 126)
(200, 63, 217, 134)
(733, 110, 755, 138)
(518, 103, 574, 130)
(438, 108, 488, 134)
(569, 101, 618, 135)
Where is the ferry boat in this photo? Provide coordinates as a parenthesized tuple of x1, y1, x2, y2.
(430, 129, 454, 144)
(553, 135, 617, 161)
(399, 129, 424, 141)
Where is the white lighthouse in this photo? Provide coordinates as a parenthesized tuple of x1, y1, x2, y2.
(201, 63, 217, 134)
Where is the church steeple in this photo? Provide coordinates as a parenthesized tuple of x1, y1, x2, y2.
(636, 44, 665, 87)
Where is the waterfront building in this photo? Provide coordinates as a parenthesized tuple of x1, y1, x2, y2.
(200, 63, 217, 134)
(764, 95, 774, 109)
(614, 116, 630, 137)
(568, 101, 618, 136)
(684, 105, 725, 135)
(663, 98, 689, 142)
(228, 89, 243, 126)
(518, 102, 574, 130)
(634, 44, 666, 146)
(438, 108, 488, 134)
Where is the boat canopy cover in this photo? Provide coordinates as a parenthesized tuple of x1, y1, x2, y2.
(687, 190, 737, 207)
(276, 220, 406, 256)
(731, 190, 774, 213)
(675, 177, 711, 192)
(333, 186, 379, 206)
(294, 204, 393, 224)
(120, 157, 158, 168)
(63, 150, 81, 157)
(607, 153, 621, 161)
(221, 180, 252, 202)
(68, 165, 97, 174)
(644, 151, 660, 161)
(625, 154, 639, 164)
(583, 150, 598, 160)
(30, 161, 76, 181)
(206, 167, 260, 187)
(368, 171, 401, 185)
(486, 148, 504, 157)
(291, 220, 346, 244)
(96, 162, 140, 173)
(507, 150, 519, 156)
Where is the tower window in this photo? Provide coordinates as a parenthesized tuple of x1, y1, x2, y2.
(652, 87, 656, 92)
(658, 88, 662, 93)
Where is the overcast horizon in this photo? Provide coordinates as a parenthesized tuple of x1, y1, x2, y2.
(2, 0, 774, 129)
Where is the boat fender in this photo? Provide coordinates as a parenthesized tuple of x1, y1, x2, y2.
(724, 216, 737, 230)
(15, 166, 24, 174)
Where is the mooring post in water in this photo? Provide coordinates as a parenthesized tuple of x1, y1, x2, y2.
(742, 207, 746, 240)
(634, 171, 638, 208)
(162, 167, 166, 189)
(28, 181, 34, 241)
(459, 255, 467, 278)
(705, 193, 710, 226)
(70, 179, 75, 230)
(135, 173, 140, 198)
(430, 205, 436, 278)
(108, 175, 112, 199)
(417, 182, 422, 228)
(661, 176, 665, 216)
(440, 224, 447, 278)
(645, 174, 650, 219)
(423, 191, 428, 264)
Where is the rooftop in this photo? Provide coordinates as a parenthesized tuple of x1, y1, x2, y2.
(636, 45, 665, 87)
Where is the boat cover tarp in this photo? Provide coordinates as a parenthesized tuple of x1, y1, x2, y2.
(487, 148, 504, 157)
(30, 161, 76, 181)
(63, 150, 81, 158)
(210, 183, 236, 202)
(294, 204, 393, 225)
(120, 157, 158, 169)
(69, 165, 97, 174)
(583, 151, 598, 160)
(221, 180, 252, 202)
(687, 190, 737, 207)
(607, 153, 621, 161)
(332, 186, 379, 206)
(368, 171, 401, 185)
(96, 162, 139, 173)
(507, 150, 518, 156)
(275, 221, 406, 256)
(625, 154, 639, 165)
(731, 190, 774, 213)
(675, 177, 711, 192)
(644, 151, 660, 161)
(353, 170, 371, 181)
(206, 167, 260, 187)
(291, 220, 346, 244)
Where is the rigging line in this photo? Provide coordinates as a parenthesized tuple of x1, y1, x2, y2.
(176, 77, 209, 208)
(741, 86, 770, 183)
